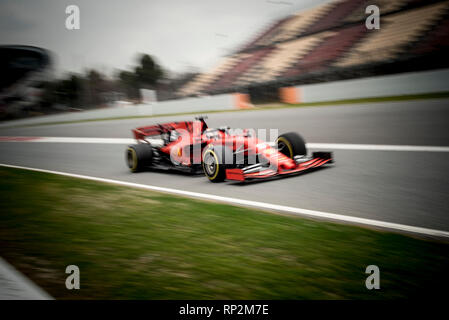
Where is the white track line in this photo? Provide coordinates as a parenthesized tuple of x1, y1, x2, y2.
(0, 257, 53, 300)
(35, 137, 135, 144)
(1, 136, 449, 152)
(307, 143, 449, 153)
(0, 137, 135, 144)
(1, 163, 448, 239)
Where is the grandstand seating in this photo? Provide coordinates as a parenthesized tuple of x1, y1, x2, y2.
(335, 1, 449, 68)
(301, 0, 366, 34)
(178, 0, 449, 97)
(205, 48, 275, 92)
(412, 12, 449, 54)
(246, 17, 292, 49)
(240, 18, 290, 51)
(236, 33, 333, 85)
(344, 0, 408, 23)
(178, 54, 245, 96)
(268, 2, 336, 43)
(281, 24, 368, 79)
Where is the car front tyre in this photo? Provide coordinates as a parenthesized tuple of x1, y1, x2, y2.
(276, 132, 307, 158)
(202, 147, 227, 182)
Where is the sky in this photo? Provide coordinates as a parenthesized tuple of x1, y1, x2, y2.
(0, 0, 330, 78)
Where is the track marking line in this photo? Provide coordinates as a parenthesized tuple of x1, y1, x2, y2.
(0, 257, 53, 300)
(1, 136, 449, 152)
(307, 143, 449, 153)
(1, 163, 448, 239)
(0, 136, 135, 144)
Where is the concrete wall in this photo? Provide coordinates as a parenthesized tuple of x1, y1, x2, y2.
(295, 68, 449, 103)
(3, 69, 448, 127)
(0, 93, 237, 127)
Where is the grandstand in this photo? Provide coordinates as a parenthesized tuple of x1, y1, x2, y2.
(335, 1, 449, 67)
(236, 32, 335, 85)
(178, 0, 449, 99)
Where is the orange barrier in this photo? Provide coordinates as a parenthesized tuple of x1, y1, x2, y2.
(279, 87, 301, 104)
(233, 93, 253, 109)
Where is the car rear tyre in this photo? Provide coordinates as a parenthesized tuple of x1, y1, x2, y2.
(126, 144, 153, 172)
(276, 132, 307, 158)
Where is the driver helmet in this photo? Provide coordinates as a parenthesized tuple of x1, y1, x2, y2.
(169, 130, 180, 142)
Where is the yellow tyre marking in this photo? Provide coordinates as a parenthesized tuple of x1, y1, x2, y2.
(277, 137, 293, 158)
(127, 147, 138, 172)
(203, 149, 220, 180)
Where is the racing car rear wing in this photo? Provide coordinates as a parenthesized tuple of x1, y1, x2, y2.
(133, 121, 201, 141)
(133, 126, 162, 140)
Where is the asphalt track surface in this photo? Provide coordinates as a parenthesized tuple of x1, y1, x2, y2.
(1, 98, 449, 232)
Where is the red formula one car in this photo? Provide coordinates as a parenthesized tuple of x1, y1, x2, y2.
(126, 117, 333, 182)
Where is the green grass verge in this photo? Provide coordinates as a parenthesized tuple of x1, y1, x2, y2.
(0, 166, 448, 299)
(5, 91, 449, 128)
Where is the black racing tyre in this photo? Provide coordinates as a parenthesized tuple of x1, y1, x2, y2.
(276, 132, 307, 158)
(126, 144, 153, 172)
(202, 145, 232, 182)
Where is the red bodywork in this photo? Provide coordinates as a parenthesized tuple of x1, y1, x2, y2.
(132, 119, 332, 181)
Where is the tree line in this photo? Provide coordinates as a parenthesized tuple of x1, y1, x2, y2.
(40, 54, 197, 111)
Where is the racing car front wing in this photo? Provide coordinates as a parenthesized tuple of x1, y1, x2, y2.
(225, 152, 333, 182)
